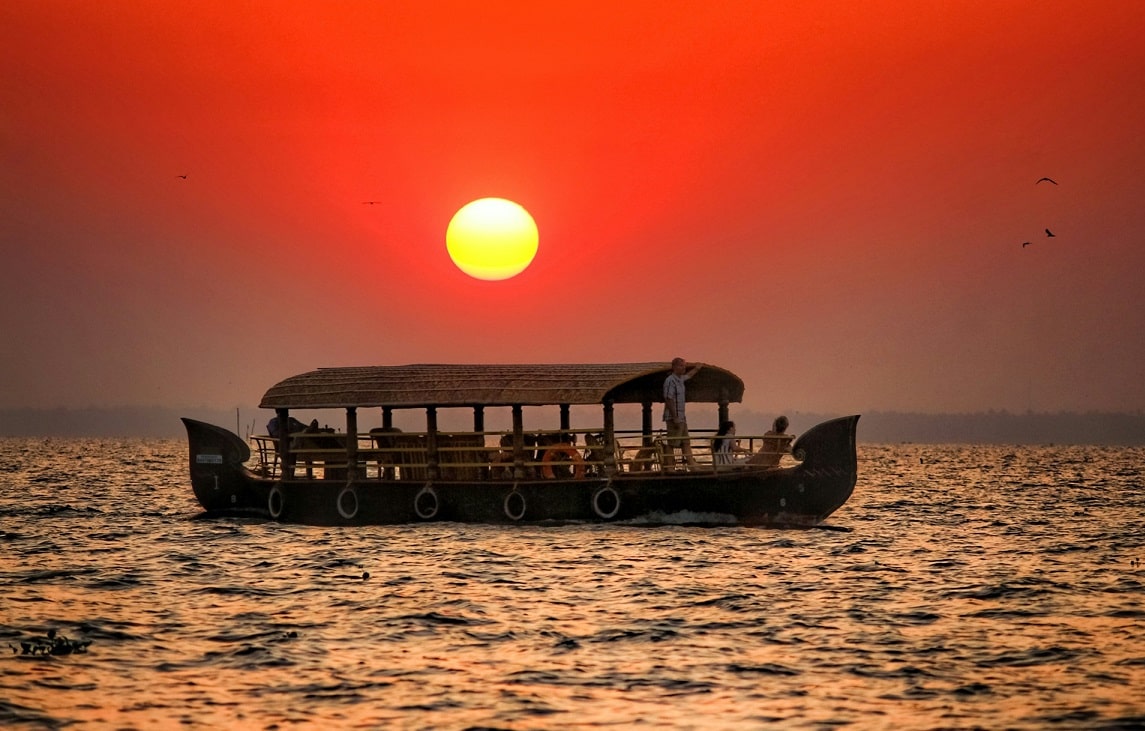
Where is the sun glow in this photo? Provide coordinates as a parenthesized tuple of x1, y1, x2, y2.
(446, 198, 538, 281)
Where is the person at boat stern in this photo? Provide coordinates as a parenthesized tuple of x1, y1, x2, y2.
(663, 357, 702, 469)
(748, 415, 793, 467)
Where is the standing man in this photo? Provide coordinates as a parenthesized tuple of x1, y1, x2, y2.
(663, 357, 703, 468)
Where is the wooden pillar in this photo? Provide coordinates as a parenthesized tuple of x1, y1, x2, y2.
(717, 385, 730, 427)
(345, 407, 358, 478)
(425, 406, 439, 480)
(276, 408, 294, 478)
(473, 405, 485, 433)
(375, 408, 396, 481)
(602, 400, 616, 473)
(641, 402, 654, 446)
(511, 404, 525, 480)
(559, 403, 571, 443)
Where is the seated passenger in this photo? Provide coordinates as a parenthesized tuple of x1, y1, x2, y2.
(583, 433, 610, 475)
(632, 446, 658, 471)
(521, 433, 540, 479)
(369, 427, 403, 479)
(267, 416, 307, 439)
(747, 415, 793, 468)
(712, 420, 750, 466)
(488, 434, 515, 479)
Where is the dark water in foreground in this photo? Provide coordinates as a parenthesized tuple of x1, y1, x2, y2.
(1, 439, 1143, 730)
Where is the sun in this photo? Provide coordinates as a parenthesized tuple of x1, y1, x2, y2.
(446, 198, 538, 280)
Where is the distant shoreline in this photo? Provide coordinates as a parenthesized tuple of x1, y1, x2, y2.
(2, 406, 1144, 446)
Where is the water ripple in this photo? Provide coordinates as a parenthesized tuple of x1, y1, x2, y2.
(1, 439, 1144, 729)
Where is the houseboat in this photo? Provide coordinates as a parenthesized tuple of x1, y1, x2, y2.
(182, 363, 859, 526)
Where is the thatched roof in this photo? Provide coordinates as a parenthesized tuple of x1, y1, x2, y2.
(259, 363, 745, 410)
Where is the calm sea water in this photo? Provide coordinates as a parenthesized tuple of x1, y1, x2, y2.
(1, 438, 1143, 730)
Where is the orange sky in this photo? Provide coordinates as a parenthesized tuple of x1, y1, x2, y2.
(3, 1, 1144, 416)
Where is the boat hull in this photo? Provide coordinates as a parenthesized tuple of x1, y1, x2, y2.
(181, 415, 858, 526)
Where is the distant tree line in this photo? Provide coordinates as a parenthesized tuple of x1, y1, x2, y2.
(765, 410, 1145, 446)
(1, 406, 1144, 445)
(0, 407, 245, 439)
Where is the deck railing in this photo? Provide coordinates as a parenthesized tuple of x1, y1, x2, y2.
(249, 428, 794, 480)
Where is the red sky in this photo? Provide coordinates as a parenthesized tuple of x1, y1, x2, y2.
(3, 1, 1144, 416)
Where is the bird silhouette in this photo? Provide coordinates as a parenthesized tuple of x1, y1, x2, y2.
(362, 201, 382, 205)
(1036, 177, 1058, 185)
(176, 174, 188, 179)
(1022, 241, 1032, 248)
(1045, 228, 1055, 237)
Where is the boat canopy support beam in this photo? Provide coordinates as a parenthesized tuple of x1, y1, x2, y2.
(641, 402, 654, 446)
(511, 404, 525, 480)
(277, 408, 294, 478)
(345, 407, 358, 479)
(425, 407, 439, 479)
(603, 399, 617, 473)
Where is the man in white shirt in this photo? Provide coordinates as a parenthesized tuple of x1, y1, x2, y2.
(663, 357, 702, 468)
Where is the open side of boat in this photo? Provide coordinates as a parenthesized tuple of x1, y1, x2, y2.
(182, 363, 859, 526)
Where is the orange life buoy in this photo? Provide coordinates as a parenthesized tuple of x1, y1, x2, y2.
(541, 443, 586, 479)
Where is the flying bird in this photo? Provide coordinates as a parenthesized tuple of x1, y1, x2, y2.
(1045, 228, 1055, 237)
(1036, 177, 1058, 185)
(176, 174, 188, 179)
(362, 201, 382, 205)
(1022, 241, 1032, 248)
